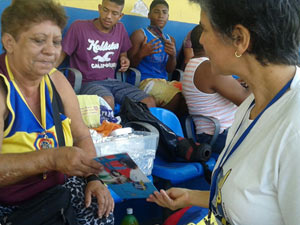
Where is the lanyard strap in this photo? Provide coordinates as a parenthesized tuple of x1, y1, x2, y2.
(209, 77, 293, 211)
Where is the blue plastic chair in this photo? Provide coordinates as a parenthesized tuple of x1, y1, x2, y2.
(149, 107, 215, 185)
(149, 107, 184, 137)
(109, 189, 122, 203)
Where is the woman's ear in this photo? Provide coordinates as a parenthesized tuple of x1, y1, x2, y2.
(232, 24, 251, 55)
(2, 33, 15, 53)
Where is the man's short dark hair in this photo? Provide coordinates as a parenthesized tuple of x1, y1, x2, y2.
(149, 0, 169, 12)
(107, 0, 125, 6)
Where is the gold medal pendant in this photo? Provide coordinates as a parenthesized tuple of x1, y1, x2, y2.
(35, 131, 56, 150)
(40, 133, 52, 149)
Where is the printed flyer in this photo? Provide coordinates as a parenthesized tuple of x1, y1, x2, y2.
(95, 153, 158, 199)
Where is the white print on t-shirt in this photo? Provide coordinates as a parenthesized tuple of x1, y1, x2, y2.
(93, 52, 114, 62)
(87, 39, 120, 70)
(87, 39, 119, 52)
(91, 62, 117, 69)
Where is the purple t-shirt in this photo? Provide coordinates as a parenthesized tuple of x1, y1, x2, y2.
(183, 30, 192, 49)
(62, 19, 132, 83)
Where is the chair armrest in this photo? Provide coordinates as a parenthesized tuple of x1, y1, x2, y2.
(128, 67, 141, 86)
(185, 115, 220, 146)
(198, 115, 220, 146)
(115, 70, 124, 82)
(59, 67, 82, 94)
(184, 115, 197, 142)
(115, 67, 142, 86)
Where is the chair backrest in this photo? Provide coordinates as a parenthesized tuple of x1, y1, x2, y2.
(184, 114, 220, 146)
(149, 107, 184, 137)
(59, 67, 82, 94)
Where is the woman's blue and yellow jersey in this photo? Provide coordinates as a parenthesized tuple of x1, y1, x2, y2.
(0, 54, 73, 154)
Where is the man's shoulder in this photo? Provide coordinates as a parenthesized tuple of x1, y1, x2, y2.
(70, 19, 93, 28)
(113, 22, 131, 40)
(131, 28, 144, 36)
(114, 22, 127, 31)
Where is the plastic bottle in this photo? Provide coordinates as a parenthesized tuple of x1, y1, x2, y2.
(120, 208, 139, 225)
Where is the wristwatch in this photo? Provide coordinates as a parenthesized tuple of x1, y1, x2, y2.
(86, 174, 105, 185)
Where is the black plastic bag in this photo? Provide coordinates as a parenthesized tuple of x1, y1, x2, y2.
(120, 97, 211, 162)
(120, 97, 178, 160)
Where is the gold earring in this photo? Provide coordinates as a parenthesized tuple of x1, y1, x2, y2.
(235, 51, 242, 58)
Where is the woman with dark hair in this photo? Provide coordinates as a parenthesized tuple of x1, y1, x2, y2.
(0, 0, 114, 224)
(148, 0, 300, 224)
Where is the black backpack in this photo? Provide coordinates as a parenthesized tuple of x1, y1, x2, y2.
(120, 97, 212, 163)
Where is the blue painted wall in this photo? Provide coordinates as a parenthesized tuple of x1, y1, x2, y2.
(0, 0, 11, 52)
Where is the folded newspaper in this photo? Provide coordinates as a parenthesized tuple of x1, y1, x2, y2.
(94, 153, 158, 199)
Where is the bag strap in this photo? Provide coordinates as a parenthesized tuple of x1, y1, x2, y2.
(49, 76, 65, 147)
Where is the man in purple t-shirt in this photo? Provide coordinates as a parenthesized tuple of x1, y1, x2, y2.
(56, 0, 155, 110)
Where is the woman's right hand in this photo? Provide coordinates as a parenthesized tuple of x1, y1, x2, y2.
(50, 146, 103, 177)
(147, 187, 192, 210)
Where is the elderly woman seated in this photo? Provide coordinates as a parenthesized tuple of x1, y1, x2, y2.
(0, 0, 114, 224)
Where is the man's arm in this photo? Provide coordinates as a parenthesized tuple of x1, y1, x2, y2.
(55, 51, 67, 68)
(128, 29, 145, 67)
(165, 36, 177, 74)
(128, 29, 162, 68)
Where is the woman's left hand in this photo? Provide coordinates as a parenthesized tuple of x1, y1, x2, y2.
(85, 180, 114, 218)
